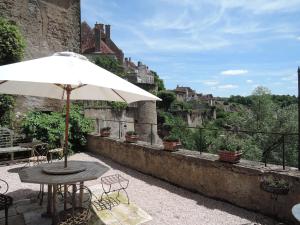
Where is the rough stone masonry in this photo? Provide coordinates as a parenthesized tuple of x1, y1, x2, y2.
(0, 0, 81, 113)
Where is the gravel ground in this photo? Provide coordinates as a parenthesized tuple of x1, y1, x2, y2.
(1, 152, 280, 225)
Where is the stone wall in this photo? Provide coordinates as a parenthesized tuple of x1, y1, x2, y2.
(87, 135, 300, 224)
(84, 107, 135, 139)
(0, 0, 81, 114)
(0, 0, 81, 59)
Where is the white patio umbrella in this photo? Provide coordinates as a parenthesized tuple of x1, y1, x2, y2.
(0, 52, 160, 171)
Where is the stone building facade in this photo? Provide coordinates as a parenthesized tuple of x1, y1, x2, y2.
(124, 59, 154, 85)
(174, 85, 215, 106)
(0, 0, 81, 113)
(81, 22, 124, 63)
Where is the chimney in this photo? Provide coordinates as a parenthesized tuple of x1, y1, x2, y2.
(129, 57, 131, 62)
(138, 61, 142, 67)
(105, 24, 111, 41)
(94, 23, 101, 52)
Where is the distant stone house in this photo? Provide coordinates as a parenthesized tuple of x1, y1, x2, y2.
(174, 86, 215, 106)
(81, 22, 124, 63)
(174, 85, 197, 101)
(124, 59, 154, 85)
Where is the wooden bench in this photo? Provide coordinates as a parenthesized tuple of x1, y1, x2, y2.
(0, 127, 33, 164)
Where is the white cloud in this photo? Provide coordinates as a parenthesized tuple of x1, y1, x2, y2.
(221, 69, 248, 76)
(281, 73, 297, 81)
(246, 79, 253, 83)
(202, 80, 219, 86)
(218, 84, 238, 89)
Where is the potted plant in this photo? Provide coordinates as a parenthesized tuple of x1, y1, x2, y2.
(217, 135, 242, 163)
(125, 131, 139, 143)
(260, 175, 289, 195)
(163, 135, 181, 151)
(100, 127, 111, 137)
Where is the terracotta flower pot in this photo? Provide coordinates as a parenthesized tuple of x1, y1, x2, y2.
(125, 135, 139, 143)
(218, 150, 242, 163)
(100, 130, 110, 137)
(163, 141, 180, 151)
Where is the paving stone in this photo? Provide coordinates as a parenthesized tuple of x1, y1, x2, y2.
(0, 214, 24, 225)
(0, 206, 17, 219)
(23, 209, 51, 225)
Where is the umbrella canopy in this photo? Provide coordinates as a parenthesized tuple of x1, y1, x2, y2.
(0, 52, 160, 103)
(0, 52, 161, 170)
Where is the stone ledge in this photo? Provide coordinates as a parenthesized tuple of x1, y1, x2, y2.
(87, 134, 300, 224)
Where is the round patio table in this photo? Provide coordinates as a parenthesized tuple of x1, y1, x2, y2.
(292, 204, 300, 223)
(18, 161, 109, 225)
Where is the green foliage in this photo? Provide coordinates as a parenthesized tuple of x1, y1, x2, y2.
(94, 56, 124, 77)
(159, 112, 194, 149)
(163, 134, 180, 142)
(171, 100, 192, 112)
(213, 134, 243, 152)
(126, 131, 137, 135)
(22, 111, 65, 149)
(228, 95, 253, 106)
(108, 101, 128, 111)
(67, 105, 94, 151)
(151, 70, 165, 91)
(157, 91, 176, 111)
(22, 105, 94, 152)
(100, 127, 111, 132)
(262, 176, 289, 188)
(0, 94, 15, 127)
(0, 18, 25, 65)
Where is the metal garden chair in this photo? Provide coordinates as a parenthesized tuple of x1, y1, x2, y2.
(0, 179, 13, 225)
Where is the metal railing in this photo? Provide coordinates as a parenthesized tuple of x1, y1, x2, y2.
(92, 118, 299, 170)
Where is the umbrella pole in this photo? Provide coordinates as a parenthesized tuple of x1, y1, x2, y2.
(64, 86, 71, 168)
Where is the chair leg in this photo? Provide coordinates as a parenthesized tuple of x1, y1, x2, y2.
(39, 184, 44, 206)
(5, 205, 8, 225)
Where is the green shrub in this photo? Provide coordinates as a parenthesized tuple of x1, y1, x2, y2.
(126, 131, 138, 136)
(22, 104, 94, 152)
(0, 18, 25, 65)
(100, 127, 111, 132)
(0, 94, 15, 127)
(163, 134, 180, 142)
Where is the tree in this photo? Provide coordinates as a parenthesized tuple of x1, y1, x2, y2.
(151, 70, 165, 92)
(251, 86, 276, 131)
(0, 18, 25, 65)
(157, 91, 176, 111)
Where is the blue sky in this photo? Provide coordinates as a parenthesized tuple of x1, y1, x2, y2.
(81, 0, 300, 97)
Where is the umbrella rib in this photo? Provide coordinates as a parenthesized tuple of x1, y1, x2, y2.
(71, 84, 87, 91)
(0, 80, 8, 85)
(112, 89, 127, 102)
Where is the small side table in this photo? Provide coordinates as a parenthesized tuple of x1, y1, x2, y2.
(292, 204, 300, 223)
(100, 174, 129, 209)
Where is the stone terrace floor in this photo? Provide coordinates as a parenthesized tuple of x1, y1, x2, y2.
(0, 152, 283, 225)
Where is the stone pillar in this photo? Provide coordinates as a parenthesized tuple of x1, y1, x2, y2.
(135, 101, 162, 145)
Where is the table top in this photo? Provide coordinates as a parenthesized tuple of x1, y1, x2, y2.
(292, 204, 300, 221)
(0, 146, 32, 153)
(18, 161, 109, 185)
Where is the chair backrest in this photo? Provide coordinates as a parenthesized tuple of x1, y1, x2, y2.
(0, 179, 8, 194)
(33, 143, 49, 157)
(0, 128, 13, 148)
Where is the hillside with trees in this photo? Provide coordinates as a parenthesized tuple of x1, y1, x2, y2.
(157, 86, 298, 167)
